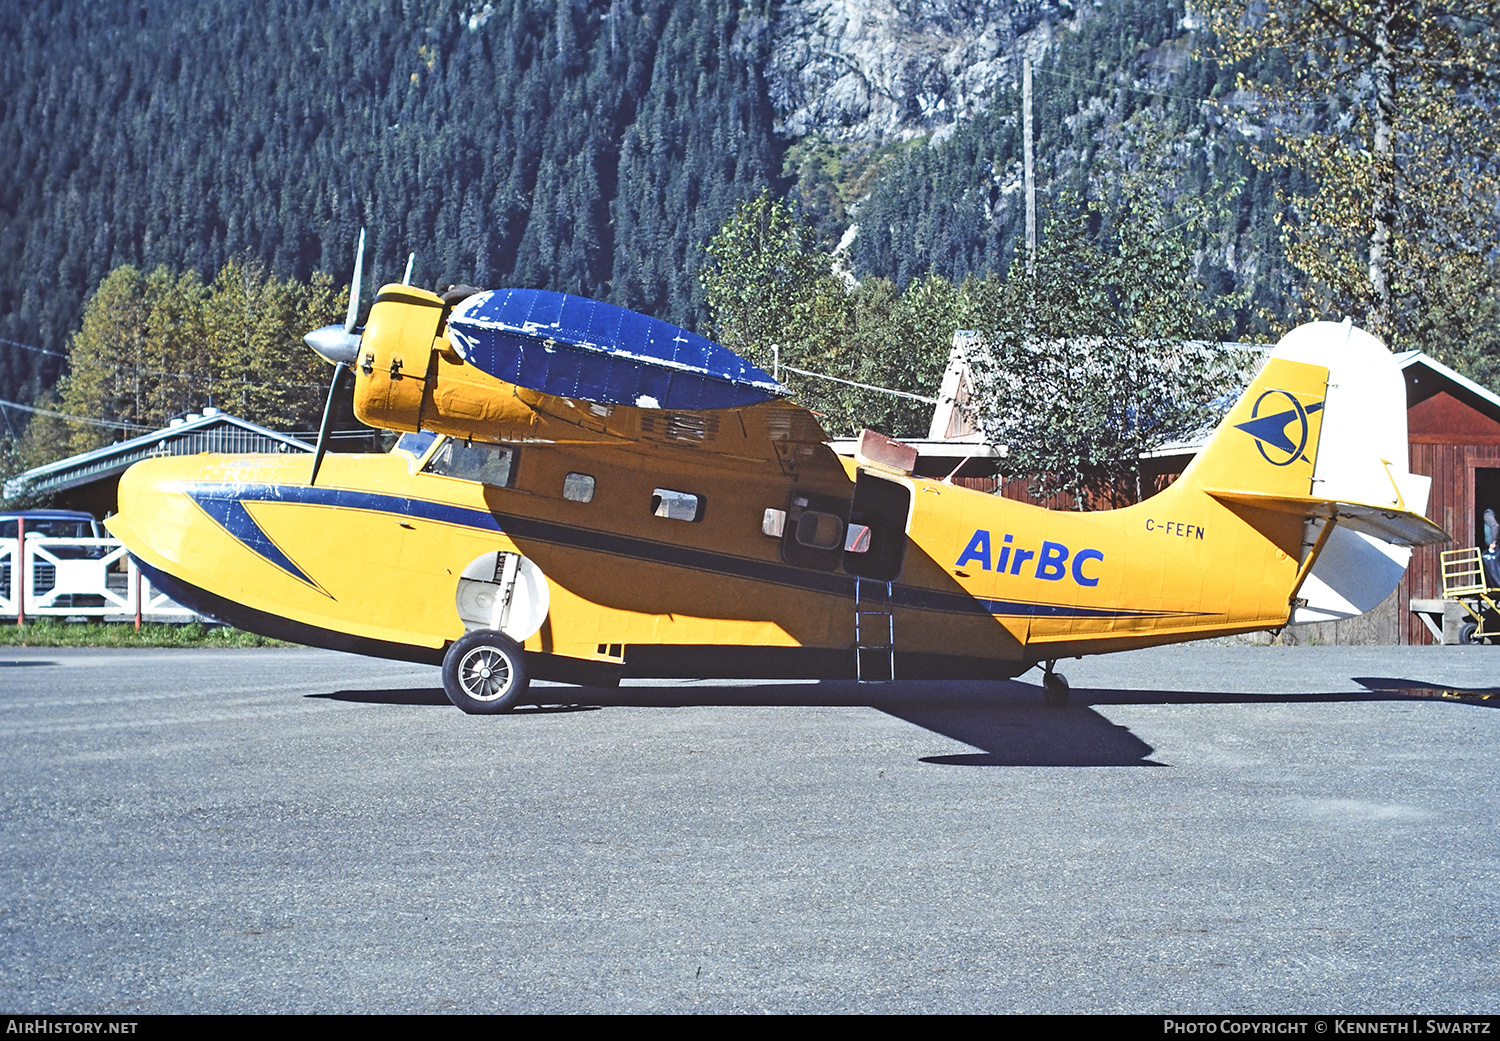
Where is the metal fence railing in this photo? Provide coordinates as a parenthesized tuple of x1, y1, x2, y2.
(0, 536, 201, 623)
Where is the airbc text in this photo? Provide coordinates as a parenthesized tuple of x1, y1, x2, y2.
(955, 531, 1103, 587)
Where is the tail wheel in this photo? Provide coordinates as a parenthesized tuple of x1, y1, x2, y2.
(1042, 668, 1070, 707)
(442, 629, 531, 714)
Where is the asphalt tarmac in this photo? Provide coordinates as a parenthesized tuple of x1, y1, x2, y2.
(1, 644, 1496, 1013)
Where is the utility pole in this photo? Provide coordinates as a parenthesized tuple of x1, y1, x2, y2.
(1023, 58, 1036, 277)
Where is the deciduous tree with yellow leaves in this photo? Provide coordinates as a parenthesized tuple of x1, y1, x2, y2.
(1208, 0, 1500, 359)
(51, 259, 344, 456)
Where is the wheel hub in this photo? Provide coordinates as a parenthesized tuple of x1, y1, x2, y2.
(459, 648, 512, 701)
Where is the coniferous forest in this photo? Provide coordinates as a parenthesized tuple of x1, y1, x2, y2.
(3, 0, 1497, 444)
(0, 0, 784, 404)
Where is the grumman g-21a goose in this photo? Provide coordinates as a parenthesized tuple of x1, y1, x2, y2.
(106, 241, 1447, 712)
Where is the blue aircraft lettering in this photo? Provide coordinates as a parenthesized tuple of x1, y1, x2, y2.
(955, 530, 1104, 587)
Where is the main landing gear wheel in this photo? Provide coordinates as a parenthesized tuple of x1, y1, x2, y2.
(442, 629, 532, 714)
(1042, 663, 1070, 707)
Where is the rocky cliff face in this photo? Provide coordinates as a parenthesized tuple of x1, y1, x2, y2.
(767, 0, 1066, 143)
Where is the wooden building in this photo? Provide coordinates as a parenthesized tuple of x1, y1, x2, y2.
(1397, 352, 1500, 644)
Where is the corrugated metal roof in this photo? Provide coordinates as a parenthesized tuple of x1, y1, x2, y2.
(4, 411, 314, 499)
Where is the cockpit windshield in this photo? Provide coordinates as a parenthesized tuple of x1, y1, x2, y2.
(392, 431, 438, 461)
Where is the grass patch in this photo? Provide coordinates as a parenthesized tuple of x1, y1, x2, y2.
(0, 617, 292, 648)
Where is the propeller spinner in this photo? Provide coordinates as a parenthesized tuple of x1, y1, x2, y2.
(304, 228, 366, 486)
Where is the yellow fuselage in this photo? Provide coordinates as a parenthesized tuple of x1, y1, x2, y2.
(108, 429, 1303, 680)
(107, 283, 1320, 682)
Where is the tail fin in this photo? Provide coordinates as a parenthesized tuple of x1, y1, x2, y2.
(1176, 332, 1332, 499)
(1177, 320, 1446, 623)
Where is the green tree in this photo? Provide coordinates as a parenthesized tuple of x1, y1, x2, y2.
(1207, 0, 1500, 345)
(56, 266, 185, 456)
(701, 191, 963, 437)
(701, 190, 830, 368)
(45, 259, 343, 459)
(201, 258, 341, 431)
(965, 190, 1240, 506)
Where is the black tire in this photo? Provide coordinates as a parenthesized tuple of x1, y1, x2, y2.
(442, 629, 531, 714)
(1459, 621, 1479, 646)
(1042, 671, 1070, 707)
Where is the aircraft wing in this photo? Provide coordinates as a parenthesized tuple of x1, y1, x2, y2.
(351, 283, 845, 483)
(446, 288, 785, 411)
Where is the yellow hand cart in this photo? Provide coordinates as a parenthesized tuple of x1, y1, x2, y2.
(1439, 547, 1499, 644)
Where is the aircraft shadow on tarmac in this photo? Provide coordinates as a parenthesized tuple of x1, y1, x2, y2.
(310, 679, 1157, 765)
(311, 675, 1497, 768)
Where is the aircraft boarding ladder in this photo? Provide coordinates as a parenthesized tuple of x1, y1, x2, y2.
(855, 577, 895, 682)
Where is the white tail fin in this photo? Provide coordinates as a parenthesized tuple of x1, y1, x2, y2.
(1277, 322, 1441, 622)
(1200, 320, 1442, 622)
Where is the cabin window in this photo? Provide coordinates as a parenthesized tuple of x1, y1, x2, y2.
(844, 523, 872, 554)
(780, 494, 850, 571)
(794, 510, 844, 550)
(651, 488, 703, 522)
(422, 439, 516, 487)
(563, 473, 595, 503)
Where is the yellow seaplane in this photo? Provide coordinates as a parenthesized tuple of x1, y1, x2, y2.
(106, 239, 1447, 712)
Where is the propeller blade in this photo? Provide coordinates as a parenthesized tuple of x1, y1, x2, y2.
(308, 362, 348, 487)
(344, 228, 366, 332)
(305, 230, 369, 366)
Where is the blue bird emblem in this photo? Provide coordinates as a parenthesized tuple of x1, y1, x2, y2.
(1235, 390, 1324, 466)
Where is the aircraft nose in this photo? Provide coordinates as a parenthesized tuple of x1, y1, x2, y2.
(106, 455, 203, 571)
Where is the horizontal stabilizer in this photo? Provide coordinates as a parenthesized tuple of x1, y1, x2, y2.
(1206, 489, 1449, 547)
(446, 289, 785, 410)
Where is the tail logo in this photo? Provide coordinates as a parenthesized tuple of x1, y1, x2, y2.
(1235, 390, 1324, 467)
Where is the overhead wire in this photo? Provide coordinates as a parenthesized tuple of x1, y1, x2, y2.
(780, 364, 938, 404)
(0, 397, 155, 432)
(0, 397, 372, 441)
(0, 335, 68, 359)
(2, 334, 330, 390)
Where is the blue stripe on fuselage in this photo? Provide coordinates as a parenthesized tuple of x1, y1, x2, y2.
(178, 482, 504, 597)
(174, 481, 1205, 622)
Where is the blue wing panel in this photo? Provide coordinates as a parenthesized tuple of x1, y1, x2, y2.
(446, 289, 784, 410)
